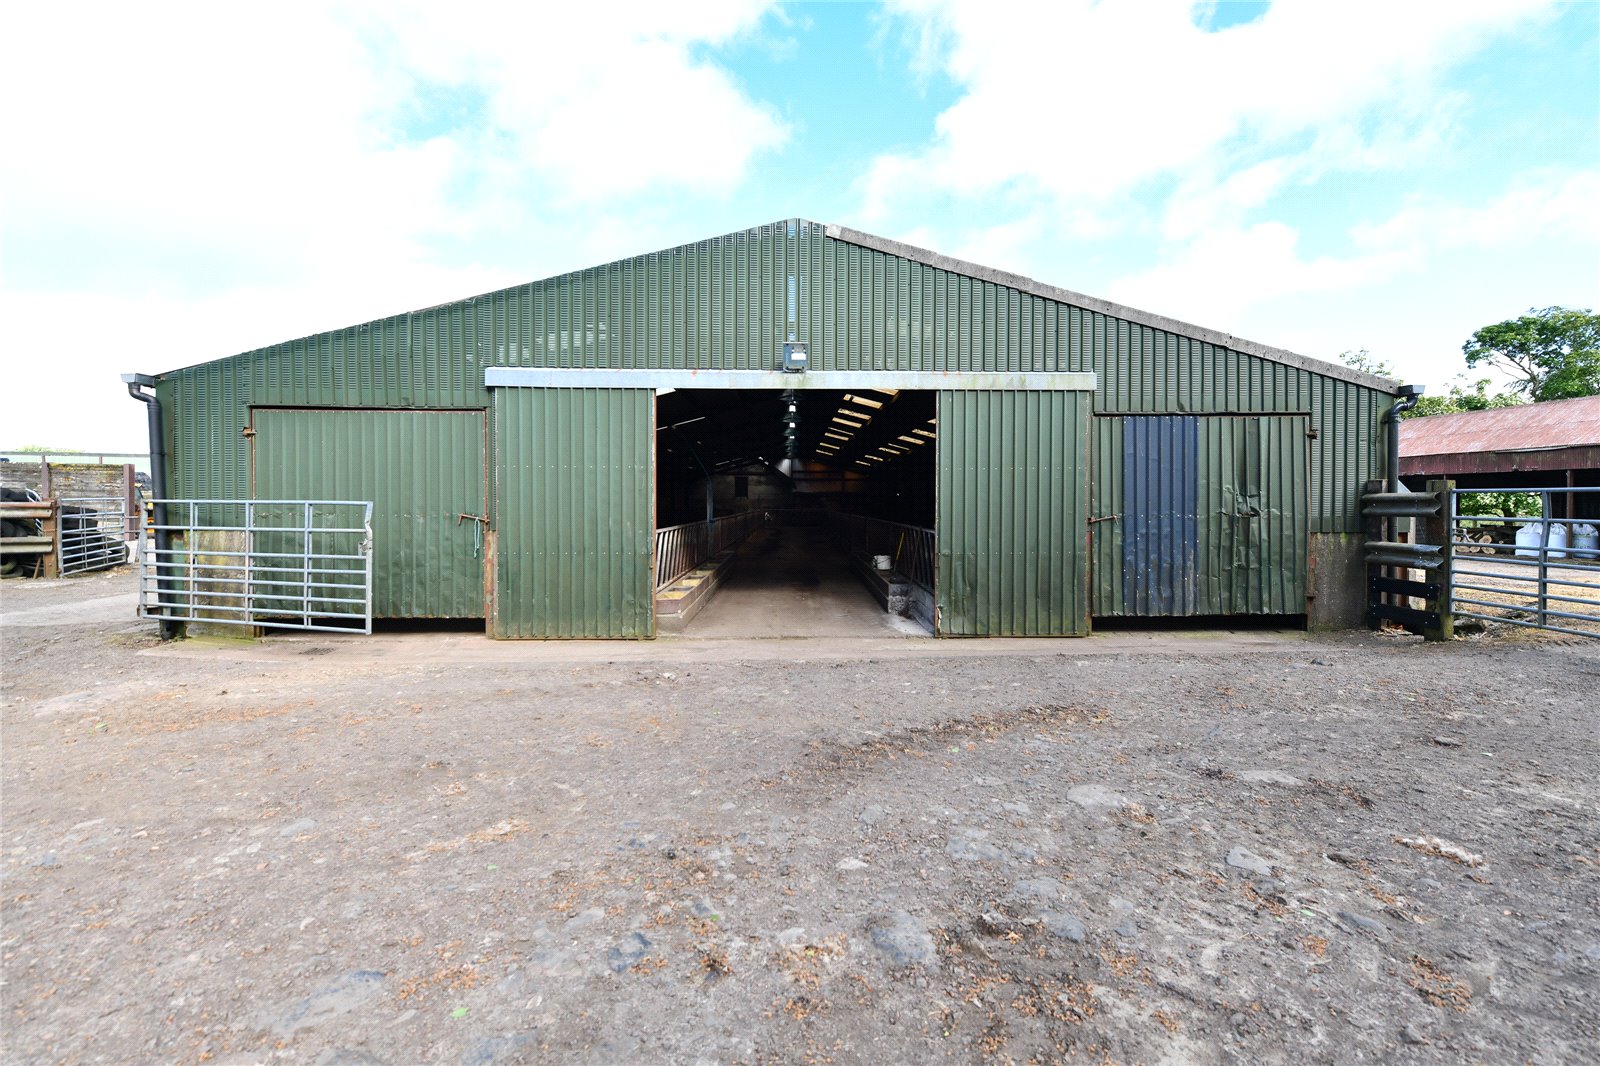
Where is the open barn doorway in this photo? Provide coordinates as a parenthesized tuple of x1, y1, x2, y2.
(652, 387, 937, 636)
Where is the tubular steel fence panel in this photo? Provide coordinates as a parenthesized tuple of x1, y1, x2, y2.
(58, 497, 129, 575)
(651, 509, 936, 595)
(138, 499, 374, 634)
(833, 513, 935, 592)
(654, 511, 763, 592)
(1449, 487, 1599, 639)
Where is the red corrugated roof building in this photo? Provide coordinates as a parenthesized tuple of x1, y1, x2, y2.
(1399, 394, 1599, 517)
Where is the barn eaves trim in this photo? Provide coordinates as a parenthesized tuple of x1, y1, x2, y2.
(824, 224, 1400, 396)
(485, 368, 1097, 391)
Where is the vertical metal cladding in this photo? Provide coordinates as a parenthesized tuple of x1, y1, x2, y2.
(1092, 414, 1309, 618)
(154, 217, 1390, 631)
(1122, 417, 1199, 615)
(252, 409, 487, 619)
(492, 388, 653, 638)
(937, 390, 1090, 636)
(1194, 415, 1309, 615)
(810, 237, 1067, 374)
(1069, 305, 1384, 534)
(1089, 417, 1125, 616)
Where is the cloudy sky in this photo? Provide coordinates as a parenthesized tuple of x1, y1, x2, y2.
(2, 0, 1595, 453)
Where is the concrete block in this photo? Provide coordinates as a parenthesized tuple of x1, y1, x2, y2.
(1307, 532, 1365, 629)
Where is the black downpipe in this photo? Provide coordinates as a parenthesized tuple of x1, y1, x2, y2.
(1382, 386, 1424, 546)
(125, 376, 179, 640)
(1383, 387, 1422, 493)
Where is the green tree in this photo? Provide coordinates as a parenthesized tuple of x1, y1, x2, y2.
(1463, 306, 1600, 401)
(1337, 349, 1395, 378)
(1404, 377, 1522, 419)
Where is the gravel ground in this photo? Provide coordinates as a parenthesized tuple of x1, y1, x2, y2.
(2, 568, 1597, 1065)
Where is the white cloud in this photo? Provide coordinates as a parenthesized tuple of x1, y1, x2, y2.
(0, 1, 789, 451)
(0, 2, 788, 291)
(363, 1, 788, 204)
(1353, 169, 1600, 253)
(1105, 220, 1410, 325)
(1104, 168, 1598, 340)
(864, 0, 1555, 235)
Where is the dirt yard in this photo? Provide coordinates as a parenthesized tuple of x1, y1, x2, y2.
(2, 569, 1597, 1064)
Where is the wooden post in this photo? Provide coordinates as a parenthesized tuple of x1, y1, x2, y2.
(1421, 479, 1454, 642)
(41, 498, 60, 579)
(123, 464, 138, 542)
(39, 457, 51, 499)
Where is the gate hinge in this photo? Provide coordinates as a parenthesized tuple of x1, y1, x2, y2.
(1306, 428, 1319, 439)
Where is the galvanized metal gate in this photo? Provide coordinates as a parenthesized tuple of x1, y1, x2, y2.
(58, 497, 129, 575)
(1449, 486, 1599, 638)
(138, 499, 373, 633)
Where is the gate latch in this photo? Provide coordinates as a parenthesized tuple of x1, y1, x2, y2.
(457, 513, 488, 558)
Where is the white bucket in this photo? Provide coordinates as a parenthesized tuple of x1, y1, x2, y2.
(873, 554, 892, 571)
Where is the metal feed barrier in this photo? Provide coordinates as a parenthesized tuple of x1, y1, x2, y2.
(654, 511, 763, 592)
(57, 497, 129, 575)
(139, 499, 373, 634)
(1449, 486, 1599, 639)
(652, 509, 936, 596)
(832, 513, 935, 592)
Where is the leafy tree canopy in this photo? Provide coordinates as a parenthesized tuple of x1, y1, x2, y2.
(1404, 377, 1523, 419)
(1337, 349, 1395, 378)
(1463, 306, 1600, 402)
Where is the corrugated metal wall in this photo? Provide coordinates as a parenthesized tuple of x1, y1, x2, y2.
(1092, 414, 1308, 617)
(1122, 416, 1199, 615)
(253, 409, 486, 618)
(162, 220, 1386, 530)
(492, 388, 653, 638)
(1195, 415, 1309, 615)
(154, 219, 1388, 628)
(1090, 417, 1125, 616)
(937, 390, 1090, 636)
(1073, 311, 1383, 534)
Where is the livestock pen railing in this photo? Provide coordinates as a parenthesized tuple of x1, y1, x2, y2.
(652, 509, 937, 595)
(138, 499, 374, 633)
(654, 511, 763, 592)
(831, 513, 935, 591)
(1449, 487, 1599, 639)
(58, 497, 130, 575)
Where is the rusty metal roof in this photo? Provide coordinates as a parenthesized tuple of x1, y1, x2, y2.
(1400, 395, 1600, 457)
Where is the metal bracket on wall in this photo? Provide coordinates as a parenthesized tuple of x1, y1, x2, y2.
(457, 513, 488, 558)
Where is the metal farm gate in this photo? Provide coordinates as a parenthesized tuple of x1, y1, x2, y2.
(58, 497, 129, 575)
(1363, 483, 1599, 640)
(1449, 486, 1599, 638)
(138, 499, 373, 633)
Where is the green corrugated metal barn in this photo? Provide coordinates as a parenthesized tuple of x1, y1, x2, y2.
(144, 219, 1398, 638)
